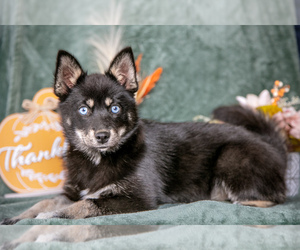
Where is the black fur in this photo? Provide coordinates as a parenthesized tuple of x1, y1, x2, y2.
(57, 47, 287, 211)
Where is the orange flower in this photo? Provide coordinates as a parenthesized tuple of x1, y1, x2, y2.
(271, 80, 290, 105)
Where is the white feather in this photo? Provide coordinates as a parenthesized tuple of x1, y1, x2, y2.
(88, 0, 124, 73)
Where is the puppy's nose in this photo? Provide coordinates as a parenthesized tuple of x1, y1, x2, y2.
(95, 131, 110, 144)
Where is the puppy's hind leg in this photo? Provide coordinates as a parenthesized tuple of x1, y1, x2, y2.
(213, 143, 286, 208)
(0, 195, 73, 225)
(211, 182, 277, 208)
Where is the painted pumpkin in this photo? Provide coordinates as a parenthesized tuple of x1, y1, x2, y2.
(0, 88, 66, 193)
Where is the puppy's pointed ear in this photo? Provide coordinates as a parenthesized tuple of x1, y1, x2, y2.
(54, 50, 84, 99)
(106, 47, 138, 93)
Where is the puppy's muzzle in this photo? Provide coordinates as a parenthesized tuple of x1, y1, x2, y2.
(95, 131, 110, 144)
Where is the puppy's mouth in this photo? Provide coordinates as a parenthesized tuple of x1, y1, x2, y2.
(74, 127, 127, 154)
(96, 146, 109, 152)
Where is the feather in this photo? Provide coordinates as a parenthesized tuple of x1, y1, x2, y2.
(135, 54, 143, 74)
(88, 0, 123, 25)
(87, 1, 163, 104)
(136, 67, 163, 105)
(88, 0, 124, 73)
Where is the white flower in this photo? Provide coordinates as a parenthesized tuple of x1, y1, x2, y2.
(236, 90, 271, 109)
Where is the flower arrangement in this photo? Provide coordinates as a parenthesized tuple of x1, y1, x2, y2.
(236, 80, 300, 152)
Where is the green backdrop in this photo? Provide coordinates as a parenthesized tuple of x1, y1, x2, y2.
(1, 25, 300, 123)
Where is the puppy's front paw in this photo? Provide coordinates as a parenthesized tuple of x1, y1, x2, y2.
(36, 212, 57, 219)
(35, 233, 56, 242)
(1, 242, 19, 250)
(0, 218, 20, 225)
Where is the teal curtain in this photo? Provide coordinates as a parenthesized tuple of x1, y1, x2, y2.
(0, 25, 300, 124)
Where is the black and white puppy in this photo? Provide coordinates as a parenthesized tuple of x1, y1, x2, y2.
(1, 47, 287, 224)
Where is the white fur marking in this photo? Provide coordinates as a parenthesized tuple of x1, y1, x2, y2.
(211, 181, 239, 202)
(80, 189, 90, 198)
(75, 129, 85, 140)
(88, 129, 95, 138)
(128, 113, 133, 121)
(92, 155, 101, 165)
(105, 97, 113, 106)
(221, 181, 239, 202)
(66, 118, 71, 126)
(75, 129, 101, 165)
(82, 184, 120, 199)
(86, 99, 94, 108)
(211, 183, 227, 201)
(36, 211, 57, 219)
(35, 234, 56, 242)
(118, 127, 126, 137)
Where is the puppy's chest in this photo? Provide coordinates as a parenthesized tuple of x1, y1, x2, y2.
(71, 172, 126, 201)
(66, 154, 132, 200)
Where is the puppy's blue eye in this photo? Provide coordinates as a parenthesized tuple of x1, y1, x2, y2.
(79, 107, 88, 115)
(111, 105, 120, 114)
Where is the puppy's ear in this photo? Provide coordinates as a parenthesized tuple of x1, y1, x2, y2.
(106, 47, 138, 93)
(54, 50, 84, 99)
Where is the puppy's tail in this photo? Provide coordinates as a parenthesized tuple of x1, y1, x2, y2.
(212, 105, 288, 160)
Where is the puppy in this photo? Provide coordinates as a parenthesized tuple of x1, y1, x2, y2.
(1, 47, 287, 224)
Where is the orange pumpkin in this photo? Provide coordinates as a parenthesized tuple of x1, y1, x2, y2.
(0, 88, 66, 193)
